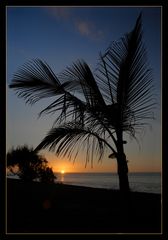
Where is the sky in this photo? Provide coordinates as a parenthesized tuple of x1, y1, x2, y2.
(7, 6, 161, 173)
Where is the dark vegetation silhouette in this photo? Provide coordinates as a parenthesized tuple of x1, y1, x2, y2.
(7, 145, 56, 183)
(9, 14, 155, 192)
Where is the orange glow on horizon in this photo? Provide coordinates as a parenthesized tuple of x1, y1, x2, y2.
(42, 151, 161, 174)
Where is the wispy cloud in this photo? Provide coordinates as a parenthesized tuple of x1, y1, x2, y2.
(46, 7, 104, 41)
(75, 20, 104, 40)
(75, 21, 91, 36)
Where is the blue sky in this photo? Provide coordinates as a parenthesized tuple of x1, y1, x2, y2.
(7, 6, 161, 173)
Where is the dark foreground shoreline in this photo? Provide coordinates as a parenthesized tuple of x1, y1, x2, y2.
(7, 178, 161, 233)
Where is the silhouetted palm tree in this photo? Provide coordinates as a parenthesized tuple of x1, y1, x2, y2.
(9, 14, 155, 192)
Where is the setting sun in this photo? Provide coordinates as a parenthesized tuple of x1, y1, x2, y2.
(61, 170, 65, 174)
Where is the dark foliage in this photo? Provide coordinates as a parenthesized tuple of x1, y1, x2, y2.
(7, 145, 56, 183)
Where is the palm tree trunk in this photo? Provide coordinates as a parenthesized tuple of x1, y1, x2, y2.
(117, 154, 130, 192)
(116, 130, 130, 193)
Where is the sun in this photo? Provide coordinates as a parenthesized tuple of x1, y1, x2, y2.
(61, 170, 65, 174)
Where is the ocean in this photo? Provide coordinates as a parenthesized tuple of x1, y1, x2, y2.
(56, 172, 161, 194)
(7, 172, 161, 194)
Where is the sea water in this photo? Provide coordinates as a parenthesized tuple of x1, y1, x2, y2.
(56, 172, 161, 194)
(7, 172, 161, 194)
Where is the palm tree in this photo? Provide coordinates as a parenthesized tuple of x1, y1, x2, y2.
(9, 14, 155, 192)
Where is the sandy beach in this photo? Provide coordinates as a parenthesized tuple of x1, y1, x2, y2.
(7, 178, 161, 234)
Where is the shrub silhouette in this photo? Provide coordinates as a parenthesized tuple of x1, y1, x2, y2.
(7, 145, 56, 183)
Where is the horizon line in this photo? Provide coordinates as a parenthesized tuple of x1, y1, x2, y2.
(54, 171, 161, 174)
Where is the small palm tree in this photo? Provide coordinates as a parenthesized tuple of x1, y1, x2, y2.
(9, 14, 155, 192)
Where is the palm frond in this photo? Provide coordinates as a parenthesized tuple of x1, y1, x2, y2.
(38, 92, 87, 125)
(97, 13, 155, 132)
(35, 122, 116, 166)
(9, 59, 89, 124)
(59, 60, 106, 107)
(9, 58, 119, 138)
(9, 59, 64, 105)
(58, 60, 123, 134)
